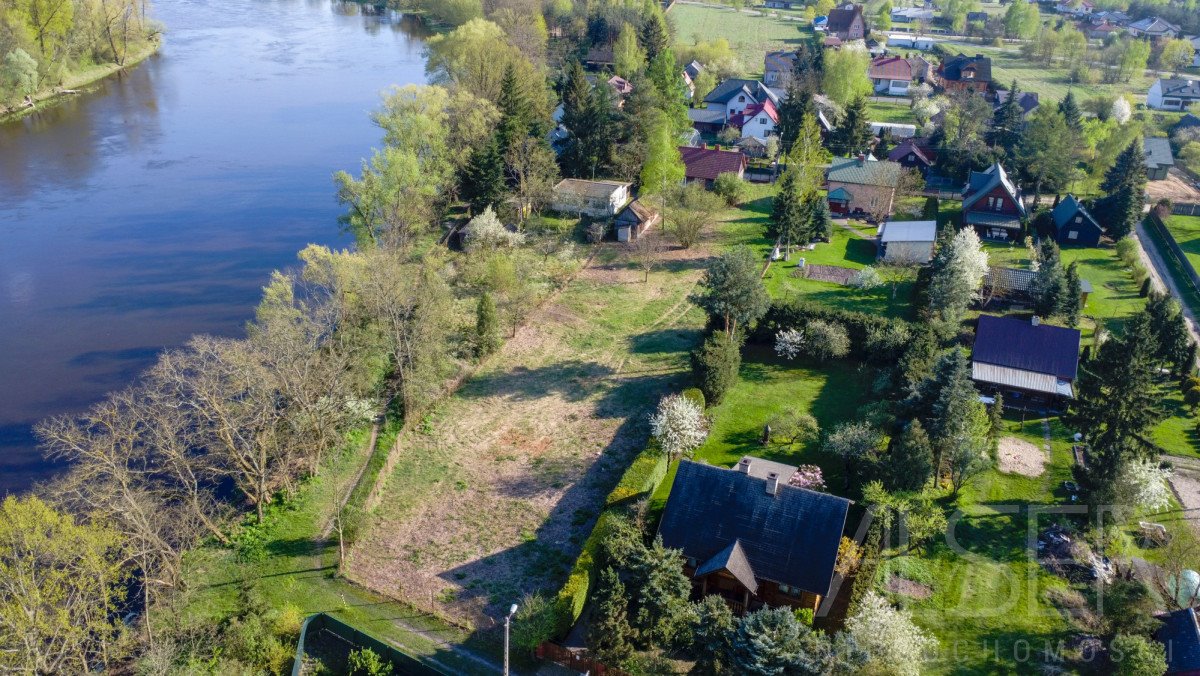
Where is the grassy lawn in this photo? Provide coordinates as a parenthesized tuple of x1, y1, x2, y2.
(651, 346, 876, 510)
(669, 4, 811, 74)
(180, 428, 498, 674)
(866, 99, 918, 125)
(1163, 214, 1200, 282)
(935, 41, 1155, 103)
(345, 231, 709, 629)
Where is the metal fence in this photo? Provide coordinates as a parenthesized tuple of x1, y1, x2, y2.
(1145, 212, 1200, 296)
(292, 613, 447, 676)
(1172, 202, 1200, 216)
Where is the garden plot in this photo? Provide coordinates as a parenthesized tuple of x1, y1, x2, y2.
(996, 436, 1047, 477)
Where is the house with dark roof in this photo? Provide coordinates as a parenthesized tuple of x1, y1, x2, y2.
(764, 51, 797, 86)
(891, 6, 934, 23)
(993, 89, 1040, 120)
(614, 199, 660, 242)
(962, 162, 1026, 240)
(697, 79, 782, 140)
(1145, 136, 1176, 180)
(657, 458, 851, 615)
(825, 155, 903, 217)
(1148, 78, 1200, 110)
(938, 54, 992, 94)
(887, 137, 936, 174)
(679, 145, 747, 187)
(1050, 195, 1102, 246)
(1157, 607, 1200, 675)
(971, 315, 1082, 405)
(869, 56, 913, 96)
(1176, 113, 1200, 132)
(1128, 16, 1180, 40)
(827, 3, 866, 40)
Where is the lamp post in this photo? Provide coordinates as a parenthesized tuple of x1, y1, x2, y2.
(504, 602, 518, 676)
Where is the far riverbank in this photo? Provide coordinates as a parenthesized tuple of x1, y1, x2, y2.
(0, 39, 161, 124)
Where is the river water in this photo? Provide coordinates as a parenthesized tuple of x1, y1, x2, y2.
(0, 0, 429, 493)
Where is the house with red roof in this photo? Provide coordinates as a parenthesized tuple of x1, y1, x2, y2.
(679, 145, 747, 188)
(729, 99, 780, 141)
(869, 56, 913, 96)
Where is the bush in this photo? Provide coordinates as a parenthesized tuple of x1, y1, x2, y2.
(693, 330, 742, 404)
(1115, 237, 1140, 267)
(681, 387, 706, 410)
(511, 593, 558, 654)
(756, 298, 912, 362)
(713, 172, 748, 206)
(348, 647, 392, 676)
(921, 197, 939, 220)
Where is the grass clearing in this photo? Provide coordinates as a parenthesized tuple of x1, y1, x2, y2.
(345, 231, 710, 628)
(669, 4, 811, 73)
(1163, 214, 1200, 279)
(866, 99, 918, 125)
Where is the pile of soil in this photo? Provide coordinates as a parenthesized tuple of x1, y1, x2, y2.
(885, 574, 932, 599)
(997, 436, 1046, 477)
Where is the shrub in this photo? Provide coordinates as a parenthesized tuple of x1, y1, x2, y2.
(347, 647, 391, 676)
(802, 319, 851, 360)
(681, 387, 706, 410)
(1109, 633, 1167, 676)
(649, 394, 709, 460)
(713, 172, 748, 206)
(755, 298, 912, 362)
(511, 593, 558, 654)
(1115, 237, 1140, 267)
(693, 330, 742, 404)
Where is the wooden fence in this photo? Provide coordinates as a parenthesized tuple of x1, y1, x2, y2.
(1145, 212, 1200, 296)
(537, 642, 629, 676)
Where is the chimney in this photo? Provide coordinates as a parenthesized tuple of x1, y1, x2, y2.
(765, 472, 780, 496)
(856, 152, 866, 166)
(736, 457, 752, 474)
(1032, 315, 1041, 327)
(700, 142, 708, 150)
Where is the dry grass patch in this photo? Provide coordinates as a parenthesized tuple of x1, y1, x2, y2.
(345, 235, 708, 627)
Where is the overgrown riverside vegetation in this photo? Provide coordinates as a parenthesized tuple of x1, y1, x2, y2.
(0, 0, 160, 112)
(11, 0, 1200, 674)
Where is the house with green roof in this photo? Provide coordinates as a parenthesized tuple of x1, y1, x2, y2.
(824, 154, 903, 219)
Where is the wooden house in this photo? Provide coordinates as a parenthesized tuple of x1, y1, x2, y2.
(962, 162, 1025, 241)
(1050, 195, 1102, 246)
(614, 200, 660, 242)
(971, 315, 1081, 407)
(658, 458, 850, 615)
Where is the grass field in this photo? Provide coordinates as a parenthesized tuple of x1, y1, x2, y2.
(669, 3, 811, 74)
(866, 99, 918, 125)
(935, 40, 1156, 103)
(1163, 214, 1200, 279)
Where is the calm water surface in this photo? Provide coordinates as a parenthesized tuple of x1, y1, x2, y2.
(0, 0, 429, 492)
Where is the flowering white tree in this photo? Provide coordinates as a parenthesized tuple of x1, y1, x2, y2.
(788, 464, 826, 491)
(846, 592, 937, 676)
(1111, 97, 1131, 125)
(649, 394, 708, 460)
(851, 266, 884, 289)
(464, 206, 525, 252)
(928, 227, 989, 324)
(774, 328, 805, 359)
(1114, 459, 1173, 512)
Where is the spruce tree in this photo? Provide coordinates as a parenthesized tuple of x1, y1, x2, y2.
(495, 62, 530, 161)
(989, 392, 1005, 449)
(559, 60, 595, 177)
(588, 567, 636, 664)
(1032, 238, 1068, 318)
(728, 607, 804, 675)
(1067, 311, 1165, 494)
(639, 4, 670, 61)
(629, 536, 692, 647)
(459, 137, 505, 215)
(991, 80, 1025, 158)
(776, 82, 813, 153)
(1103, 140, 1146, 194)
(831, 96, 872, 156)
(807, 195, 833, 242)
(475, 291, 500, 357)
(1059, 90, 1083, 135)
(772, 166, 808, 253)
(1064, 261, 1083, 327)
(690, 595, 736, 675)
(884, 419, 935, 491)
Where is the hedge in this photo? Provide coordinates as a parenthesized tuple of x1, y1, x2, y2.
(552, 446, 671, 637)
(754, 298, 915, 361)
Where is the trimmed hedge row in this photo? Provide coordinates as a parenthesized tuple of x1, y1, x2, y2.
(753, 298, 915, 361)
(552, 448, 671, 637)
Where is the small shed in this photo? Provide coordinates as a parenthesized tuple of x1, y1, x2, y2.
(614, 200, 661, 242)
(877, 220, 937, 263)
(826, 186, 852, 215)
(1050, 195, 1102, 247)
(1145, 136, 1175, 181)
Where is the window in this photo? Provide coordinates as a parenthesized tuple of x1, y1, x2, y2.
(987, 197, 995, 208)
(738, 95, 746, 102)
(994, 198, 1003, 212)
(1075, 216, 1082, 223)
(908, 153, 915, 161)
(761, 117, 768, 124)
(1068, 230, 1079, 239)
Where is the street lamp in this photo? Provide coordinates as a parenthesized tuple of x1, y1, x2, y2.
(504, 602, 519, 676)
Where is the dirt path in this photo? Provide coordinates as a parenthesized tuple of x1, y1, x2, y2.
(1134, 221, 1200, 350)
(344, 231, 708, 627)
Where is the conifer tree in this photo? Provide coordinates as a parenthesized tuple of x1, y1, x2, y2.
(639, 3, 670, 61)
(884, 419, 934, 491)
(475, 291, 500, 357)
(690, 595, 736, 675)
(1101, 140, 1147, 239)
(1064, 261, 1082, 327)
(776, 82, 813, 153)
(807, 195, 833, 242)
(728, 607, 804, 675)
(588, 567, 636, 664)
(459, 137, 505, 215)
(988, 392, 1005, 450)
(495, 62, 530, 160)
(990, 80, 1025, 159)
(772, 166, 809, 253)
(629, 536, 691, 646)
(1059, 90, 1082, 135)
(1032, 238, 1068, 318)
(831, 97, 871, 156)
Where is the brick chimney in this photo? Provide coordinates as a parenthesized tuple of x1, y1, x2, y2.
(736, 457, 752, 474)
(856, 153, 866, 166)
(1032, 315, 1041, 327)
(765, 471, 780, 496)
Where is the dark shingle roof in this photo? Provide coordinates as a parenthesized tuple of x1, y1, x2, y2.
(1145, 137, 1176, 171)
(973, 315, 1082, 380)
(695, 539, 758, 593)
(827, 4, 864, 33)
(940, 53, 992, 83)
(887, 138, 933, 165)
(1051, 194, 1101, 233)
(679, 146, 746, 181)
(704, 79, 780, 106)
(962, 162, 1024, 215)
(1176, 113, 1200, 131)
(1157, 78, 1200, 100)
(688, 108, 726, 125)
(1157, 608, 1200, 674)
(658, 460, 851, 597)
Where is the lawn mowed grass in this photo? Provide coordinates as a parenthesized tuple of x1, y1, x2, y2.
(1163, 214, 1200, 281)
(866, 99, 918, 125)
(935, 40, 1155, 102)
(669, 3, 810, 73)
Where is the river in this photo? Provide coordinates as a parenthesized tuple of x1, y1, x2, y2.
(0, 0, 430, 493)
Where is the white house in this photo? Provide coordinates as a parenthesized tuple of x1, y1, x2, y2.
(698, 78, 782, 141)
(887, 34, 934, 50)
(551, 179, 631, 218)
(868, 56, 913, 96)
(869, 122, 918, 139)
(877, 220, 937, 264)
(1147, 78, 1200, 110)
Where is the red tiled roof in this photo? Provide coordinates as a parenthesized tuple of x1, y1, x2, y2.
(607, 75, 633, 95)
(824, 36, 843, 46)
(869, 56, 913, 81)
(730, 99, 780, 128)
(678, 146, 747, 181)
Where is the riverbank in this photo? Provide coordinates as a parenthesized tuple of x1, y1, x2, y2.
(0, 39, 161, 124)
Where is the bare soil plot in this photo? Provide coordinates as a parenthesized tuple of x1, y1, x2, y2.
(1146, 168, 1200, 204)
(1167, 470, 1200, 539)
(996, 436, 1046, 477)
(886, 574, 932, 599)
(345, 232, 708, 627)
(797, 263, 857, 285)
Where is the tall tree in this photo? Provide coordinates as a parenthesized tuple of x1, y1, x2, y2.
(588, 567, 636, 664)
(458, 136, 506, 215)
(640, 112, 686, 208)
(690, 595, 736, 675)
(613, 23, 646, 78)
(628, 536, 691, 646)
(691, 246, 770, 336)
(494, 62, 531, 163)
(822, 46, 872, 106)
(1019, 106, 1076, 200)
(1031, 238, 1068, 318)
(1064, 261, 1083, 327)
(990, 80, 1025, 159)
(830, 96, 872, 156)
(926, 228, 989, 327)
(1058, 91, 1082, 135)
(1100, 139, 1147, 239)
(776, 82, 813, 153)
(728, 607, 804, 675)
(885, 419, 935, 491)
(638, 3, 670, 61)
